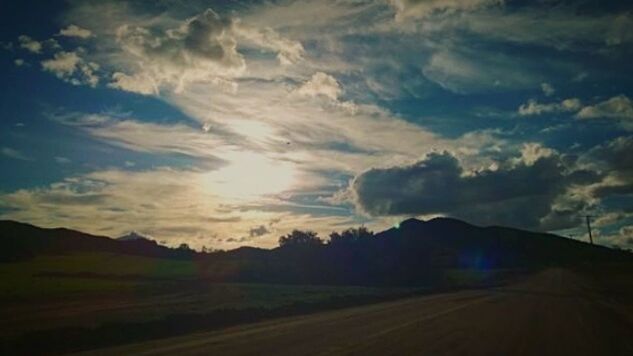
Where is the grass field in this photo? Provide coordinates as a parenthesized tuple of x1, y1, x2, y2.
(0, 252, 528, 354)
(0, 252, 416, 353)
(0, 253, 198, 300)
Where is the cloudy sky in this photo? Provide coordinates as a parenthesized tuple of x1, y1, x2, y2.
(1, 0, 632, 249)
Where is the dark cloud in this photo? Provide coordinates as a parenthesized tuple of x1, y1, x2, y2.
(249, 225, 269, 237)
(352, 151, 600, 230)
(586, 136, 633, 199)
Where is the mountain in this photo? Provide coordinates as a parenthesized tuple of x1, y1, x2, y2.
(227, 217, 631, 286)
(1, 218, 630, 286)
(0, 220, 191, 262)
(117, 231, 152, 242)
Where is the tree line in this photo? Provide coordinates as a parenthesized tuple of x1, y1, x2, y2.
(278, 227, 374, 247)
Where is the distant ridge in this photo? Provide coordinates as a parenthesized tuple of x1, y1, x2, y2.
(117, 231, 152, 242)
(0, 220, 190, 262)
(1, 218, 630, 286)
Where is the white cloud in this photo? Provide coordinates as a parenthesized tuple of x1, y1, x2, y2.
(234, 23, 304, 65)
(454, 9, 633, 50)
(41, 51, 99, 87)
(14, 59, 25, 67)
(54, 156, 71, 164)
(42, 51, 80, 75)
(108, 72, 157, 95)
(296, 72, 341, 100)
(599, 225, 633, 249)
(0, 163, 352, 249)
(1, 147, 31, 161)
(52, 112, 229, 158)
(518, 98, 581, 116)
(112, 9, 245, 94)
(518, 143, 555, 166)
(541, 82, 555, 96)
(576, 95, 633, 120)
(59, 24, 93, 39)
(17, 0, 632, 247)
(18, 35, 42, 53)
(423, 48, 540, 93)
(388, 0, 503, 21)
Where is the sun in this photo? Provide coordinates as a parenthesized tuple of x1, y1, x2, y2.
(203, 151, 297, 200)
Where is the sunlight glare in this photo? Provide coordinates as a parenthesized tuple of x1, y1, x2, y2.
(204, 151, 296, 199)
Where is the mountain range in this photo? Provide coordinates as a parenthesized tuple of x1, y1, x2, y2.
(1, 218, 630, 286)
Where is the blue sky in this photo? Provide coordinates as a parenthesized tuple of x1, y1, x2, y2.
(1, 0, 632, 249)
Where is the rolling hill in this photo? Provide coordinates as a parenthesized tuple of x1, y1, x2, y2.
(0, 218, 630, 286)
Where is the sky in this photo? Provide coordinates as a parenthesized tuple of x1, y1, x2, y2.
(0, 0, 632, 250)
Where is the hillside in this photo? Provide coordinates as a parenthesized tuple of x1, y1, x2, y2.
(0, 220, 192, 262)
(226, 217, 631, 286)
(1, 218, 630, 286)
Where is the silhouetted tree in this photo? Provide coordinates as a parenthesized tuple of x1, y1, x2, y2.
(178, 243, 192, 251)
(329, 226, 374, 245)
(278, 230, 323, 247)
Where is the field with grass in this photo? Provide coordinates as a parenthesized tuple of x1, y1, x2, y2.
(0, 252, 419, 354)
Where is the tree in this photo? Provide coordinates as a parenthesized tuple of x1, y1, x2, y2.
(329, 226, 374, 245)
(278, 230, 323, 247)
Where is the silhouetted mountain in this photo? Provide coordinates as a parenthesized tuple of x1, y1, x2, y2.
(117, 231, 152, 242)
(0, 220, 192, 262)
(226, 217, 631, 286)
(1, 218, 630, 286)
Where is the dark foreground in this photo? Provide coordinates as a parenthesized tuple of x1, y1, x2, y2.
(79, 268, 633, 356)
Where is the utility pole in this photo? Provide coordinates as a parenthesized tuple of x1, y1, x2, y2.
(585, 215, 594, 245)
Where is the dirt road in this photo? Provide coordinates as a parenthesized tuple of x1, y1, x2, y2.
(81, 268, 633, 356)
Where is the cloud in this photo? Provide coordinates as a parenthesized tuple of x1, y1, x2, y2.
(517, 143, 555, 166)
(600, 225, 633, 249)
(576, 95, 633, 120)
(249, 225, 270, 237)
(18, 35, 42, 53)
(54, 156, 71, 164)
(13, 0, 632, 249)
(59, 24, 92, 39)
(453, 8, 633, 50)
(584, 136, 633, 199)
(350, 149, 598, 230)
(234, 23, 304, 65)
(388, 0, 503, 21)
(541, 82, 555, 96)
(296, 72, 341, 100)
(518, 98, 582, 116)
(0, 166, 353, 249)
(41, 51, 100, 87)
(422, 48, 540, 93)
(519, 95, 633, 131)
(112, 8, 245, 94)
(52, 112, 228, 159)
(108, 72, 157, 95)
(14, 59, 25, 67)
(1, 147, 32, 161)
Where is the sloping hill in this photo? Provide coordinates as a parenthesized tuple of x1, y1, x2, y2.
(221, 217, 631, 286)
(1, 218, 630, 286)
(373, 217, 621, 268)
(0, 220, 191, 262)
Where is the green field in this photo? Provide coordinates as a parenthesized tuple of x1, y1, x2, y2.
(0, 253, 414, 351)
(1, 252, 526, 354)
(0, 253, 198, 299)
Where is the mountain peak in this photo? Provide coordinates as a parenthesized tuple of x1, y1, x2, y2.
(399, 217, 425, 227)
(117, 231, 151, 242)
